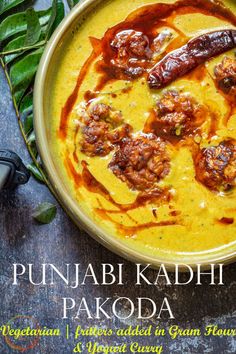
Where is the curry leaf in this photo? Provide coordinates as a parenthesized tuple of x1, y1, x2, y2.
(32, 202, 57, 224)
(10, 47, 44, 104)
(29, 142, 38, 158)
(13, 88, 25, 104)
(20, 93, 34, 135)
(24, 8, 41, 46)
(20, 92, 33, 116)
(67, 0, 73, 9)
(27, 130, 35, 143)
(0, 0, 27, 16)
(67, 0, 80, 9)
(27, 131, 37, 157)
(51, 0, 65, 34)
(3, 34, 26, 63)
(23, 112, 33, 135)
(2, 33, 47, 64)
(27, 163, 44, 183)
(0, 8, 51, 42)
(45, 0, 57, 39)
(3, 28, 47, 54)
(46, 0, 65, 39)
(3, 33, 26, 52)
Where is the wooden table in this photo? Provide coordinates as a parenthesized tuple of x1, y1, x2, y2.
(0, 1, 236, 353)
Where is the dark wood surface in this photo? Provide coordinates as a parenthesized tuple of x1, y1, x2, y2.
(0, 1, 236, 353)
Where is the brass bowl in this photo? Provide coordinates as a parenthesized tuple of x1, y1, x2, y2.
(34, 0, 236, 270)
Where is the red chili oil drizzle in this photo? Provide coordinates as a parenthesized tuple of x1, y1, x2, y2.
(72, 125, 80, 164)
(96, 198, 139, 225)
(95, 207, 179, 237)
(222, 99, 236, 127)
(59, 49, 99, 140)
(65, 156, 83, 187)
(208, 111, 220, 139)
(64, 156, 179, 235)
(81, 160, 171, 212)
(169, 210, 181, 217)
(65, 155, 171, 211)
(226, 208, 236, 213)
(84, 90, 98, 101)
(218, 217, 234, 225)
(185, 64, 208, 83)
(59, 0, 236, 141)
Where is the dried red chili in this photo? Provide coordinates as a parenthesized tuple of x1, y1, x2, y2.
(148, 30, 236, 89)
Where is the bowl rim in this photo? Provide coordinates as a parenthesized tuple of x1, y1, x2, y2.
(34, 0, 236, 271)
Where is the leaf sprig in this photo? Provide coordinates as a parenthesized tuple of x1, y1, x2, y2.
(0, 0, 76, 188)
(0, 0, 79, 223)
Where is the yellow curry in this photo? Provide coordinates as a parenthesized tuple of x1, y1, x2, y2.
(49, 0, 236, 261)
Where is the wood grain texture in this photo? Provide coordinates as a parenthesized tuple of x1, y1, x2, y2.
(0, 1, 236, 353)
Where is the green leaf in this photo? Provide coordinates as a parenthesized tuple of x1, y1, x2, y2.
(13, 88, 25, 104)
(27, 131, 38, 157)
(23, 112, 33, 135)
(24, 8, 41, 46)
(4, 33, 25, 51)
(27, 163, 44, 182)
(10, 47, 44, 104)
(0, 0, 27, 16)
(20, 93, 34, 136)
(67, 0, 80, 9)
(3, 34, 26, 63)
(3, 26, 47, 53)
(0, 8, 51, 42)
(29, 143, 38, 158)
(2, 29, 47, 64)
(45, 0, 57, 39)
(27, 130, 35, 143)
(67, 0, 73, 9)
(20, 92, 33, 116)
(51, 0, 65, 35)
(46, 0, 65, 39)
(32, 202, 57, 224)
